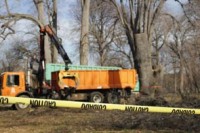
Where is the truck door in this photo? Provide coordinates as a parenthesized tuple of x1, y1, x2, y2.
(1, 73, 25, 97)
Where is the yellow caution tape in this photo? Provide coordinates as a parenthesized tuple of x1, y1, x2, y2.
(0, 96, 200, 115)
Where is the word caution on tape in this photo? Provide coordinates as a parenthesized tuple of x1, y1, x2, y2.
(0, 96, 200, 115)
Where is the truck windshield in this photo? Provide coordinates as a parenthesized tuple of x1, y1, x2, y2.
(7, 75, 20, 86)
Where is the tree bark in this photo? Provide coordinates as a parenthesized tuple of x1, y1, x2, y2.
(34, 0, 51, 63)
(80, 0, 90, 65)
(51, 0, 58, 63)
(134, 33, 152, 95)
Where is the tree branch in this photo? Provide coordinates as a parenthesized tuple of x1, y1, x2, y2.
(175, 0, 194, 27)
(0, 13, 43, 28)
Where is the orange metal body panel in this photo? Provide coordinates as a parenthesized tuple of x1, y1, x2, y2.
(51, 69, 137, 91)
(0, 72, 26, 97)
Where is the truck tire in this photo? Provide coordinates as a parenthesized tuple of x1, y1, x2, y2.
(14, 95, 31, 110)
(90, 91, 104, 103)
(107, 92, 120, 104)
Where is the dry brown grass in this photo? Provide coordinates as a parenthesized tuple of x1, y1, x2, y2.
(0, 93, 200, 133)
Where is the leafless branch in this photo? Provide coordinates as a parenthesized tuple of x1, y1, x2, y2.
(4, 0, 10, 15)
(175, 0, 195, 27)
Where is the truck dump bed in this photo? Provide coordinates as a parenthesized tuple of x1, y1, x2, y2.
(45, 63, 121, 81)
(51, 69, 137, 91)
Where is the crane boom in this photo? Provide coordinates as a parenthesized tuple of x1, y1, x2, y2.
(38, 25, 73, 91)
(40, 25, 72, 69)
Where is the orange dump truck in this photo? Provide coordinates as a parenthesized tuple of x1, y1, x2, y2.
(51, 69, 137, 103)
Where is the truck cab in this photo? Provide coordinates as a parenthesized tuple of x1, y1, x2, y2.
(0, 72, 32, 110)
(0, 72, 26, 97)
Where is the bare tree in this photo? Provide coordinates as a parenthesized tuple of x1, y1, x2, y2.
(109, 0, 166, 95)
(175, 10, 200, 90)
(0, 0, 58, 63)
(33, 0, 52, 64)
(52, 0, 58, 63)
(150, 15, 173, 90)
(46, 0, 58, 63)
(71, 1, 133, 67)
(80, 0, 90, 65)
(89, 1, 118, 66)
(164, 0, 200, 96)
(0, 35, 39, 72)
(0, 0, 58, 88)
(0, 0, 43, 29)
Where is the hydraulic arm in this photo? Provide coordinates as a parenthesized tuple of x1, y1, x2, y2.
(38, 25, 73, 91)
(40, 25, 72, 69)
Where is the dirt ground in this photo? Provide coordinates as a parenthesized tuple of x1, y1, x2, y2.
(0, 94, 200, 133)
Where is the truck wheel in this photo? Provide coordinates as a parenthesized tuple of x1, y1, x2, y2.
(90, 92, 104, 103)
(107, 92, 120, 104)
(14, 95, 31, 110)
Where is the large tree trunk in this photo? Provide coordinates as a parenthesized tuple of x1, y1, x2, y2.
(80, 0, 90, 65)
(51, 0, 58, 63)
(35, 0, 51, 63)
(134, 33, 153, 95)
(110, 0, 166, 96)
(34, 0, 51, 90)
